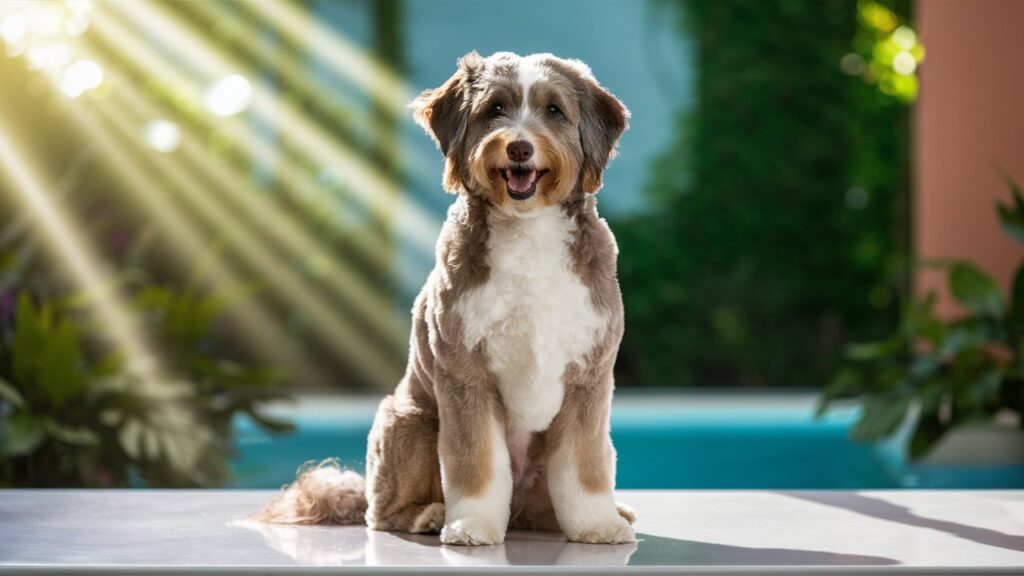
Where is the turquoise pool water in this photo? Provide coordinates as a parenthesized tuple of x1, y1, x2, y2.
(230, 394, 1024, 489)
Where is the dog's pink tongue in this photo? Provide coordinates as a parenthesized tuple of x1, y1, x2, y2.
(507, 170, 537, 193)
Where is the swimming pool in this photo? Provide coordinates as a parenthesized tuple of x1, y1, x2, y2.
(230, 393, 1024, 489)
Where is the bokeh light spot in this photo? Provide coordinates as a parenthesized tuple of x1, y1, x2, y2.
(46, 42, 72, 70)
(869, 286, 892, 309)
(1, 12, 28, 45)
(891, 26, 917, 50)
(204, 74, 252, 117)
(892, 51, 916, 76)
(60, 59, 103, 98)
(143, 119, 181, 153)
(845, 186, 868, 210)
(839, 53, 865, 76)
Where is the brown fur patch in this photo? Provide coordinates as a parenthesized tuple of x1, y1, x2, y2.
(363, 192, 500, 529)
(566, 195, 623, 314)
(423, 193, 504, 499)
(545, 59, 630, 194)
(411, 52, 484, 193)
(364, 392, 443, 531)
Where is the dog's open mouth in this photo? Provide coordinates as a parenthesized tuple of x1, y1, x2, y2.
(498, 165, 549, 201)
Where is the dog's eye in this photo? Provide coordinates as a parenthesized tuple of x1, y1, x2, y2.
(547, 104, 564, 119)
(491, 102, 504, 115)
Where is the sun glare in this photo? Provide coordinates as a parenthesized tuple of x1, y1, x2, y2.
(142, 119, 181, 153)
(0, 132, 160, 380)
(60, 58, 102, 97)
(204, 74, 252, 117)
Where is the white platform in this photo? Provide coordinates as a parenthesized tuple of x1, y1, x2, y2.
(1, 490, 1023, 574)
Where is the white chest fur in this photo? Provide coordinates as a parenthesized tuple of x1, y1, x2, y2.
(454, 206, 608, 433)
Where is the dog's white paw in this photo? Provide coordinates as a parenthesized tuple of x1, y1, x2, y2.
(615, 501, 637, 525)
(440, 518, 505, 546)
(566, 515, 636, 544)
(410, 503, 445, 534)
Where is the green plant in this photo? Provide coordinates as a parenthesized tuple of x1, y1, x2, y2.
(0, 226, 292, 487)
(818, 175, 1024, 458)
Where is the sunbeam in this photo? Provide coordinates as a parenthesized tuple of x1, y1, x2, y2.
(95, 102, 405, 385)
(100, 0, 441, 251)
(96, 67, 409, 349)
(40, 93, 345, 389)
(87, 10, 398, 275)
(0, 125, 161, 381)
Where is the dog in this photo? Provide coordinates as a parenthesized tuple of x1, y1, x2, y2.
(256, 51, 633, 546)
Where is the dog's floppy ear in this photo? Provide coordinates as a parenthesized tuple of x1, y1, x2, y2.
(410, 51, 483, 193)
(571, 62, 629, 194)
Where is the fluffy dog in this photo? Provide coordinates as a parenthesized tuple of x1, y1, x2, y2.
(256, 51, 633, 546)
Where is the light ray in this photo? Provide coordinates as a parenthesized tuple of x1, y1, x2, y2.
(48, 96, 343, 389)
(99, 0, 441, 251)
(93, 103, 403, 388)
(0, 123, 160, 380)
(115, 84, 405, 338)
(88, 6, 201, 102)
(238, 0, 412, 114)
(183, 0, 435, 184)
(90, 63, 408, 351)
(183, 0, 375, 150)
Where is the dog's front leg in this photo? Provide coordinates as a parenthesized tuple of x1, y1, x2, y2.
(546, 385, 636, 544)
(437, 379, 511, 546)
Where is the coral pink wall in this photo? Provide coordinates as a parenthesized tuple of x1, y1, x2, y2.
(915, 0, 1024, 314)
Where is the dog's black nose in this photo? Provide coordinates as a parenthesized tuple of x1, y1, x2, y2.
(506, 140, 534, 163)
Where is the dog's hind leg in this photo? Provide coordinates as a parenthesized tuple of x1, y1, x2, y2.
(365, 392, 445, 534)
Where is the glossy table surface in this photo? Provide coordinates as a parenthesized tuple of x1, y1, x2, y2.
(1, 490, 1023, 574)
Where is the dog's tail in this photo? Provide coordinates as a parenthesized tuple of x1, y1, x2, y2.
(252, 459, 367, 525)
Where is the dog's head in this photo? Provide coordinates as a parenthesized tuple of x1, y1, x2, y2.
(412, 52, 629, 213)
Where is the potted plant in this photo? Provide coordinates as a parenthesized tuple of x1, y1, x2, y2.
(818, 175, 1024, 469)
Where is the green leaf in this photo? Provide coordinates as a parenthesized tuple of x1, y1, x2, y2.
(41, 419, 99, 446)
(940, 328, 980, 357)
(908, 411, 948, 460)
(917, 381, 947, 414)
(245, 409, 296, 434)
(997, 203, 1024, 244)
(816, 369, 865, 416)
(845, 338, 901, 361)
(1012, 260, 1024, 321)
(36, 319, 88, 406)
(996, 170, 1024, 243)
(967, 368, 1003, 406)
(949, 262, 1004, 317)
(996, 168, 1024, 209)
(0, 251, 14, 274)
(0, 377, 25, 409)
(1, 412, 44, 456)
(850, 395, 911, 442)
(908, 355, 941, 379)
(118, 418, 143, 460)
(12, 294, 44, 388)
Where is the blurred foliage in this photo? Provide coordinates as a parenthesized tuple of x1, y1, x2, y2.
(818, 175, 1024, 459)
(848, 0, 925, 103)
(613, 0, 913, 388)
(0, 208, 293, 487)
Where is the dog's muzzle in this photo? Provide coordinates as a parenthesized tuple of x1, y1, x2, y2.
(499, 165, 549, 201)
